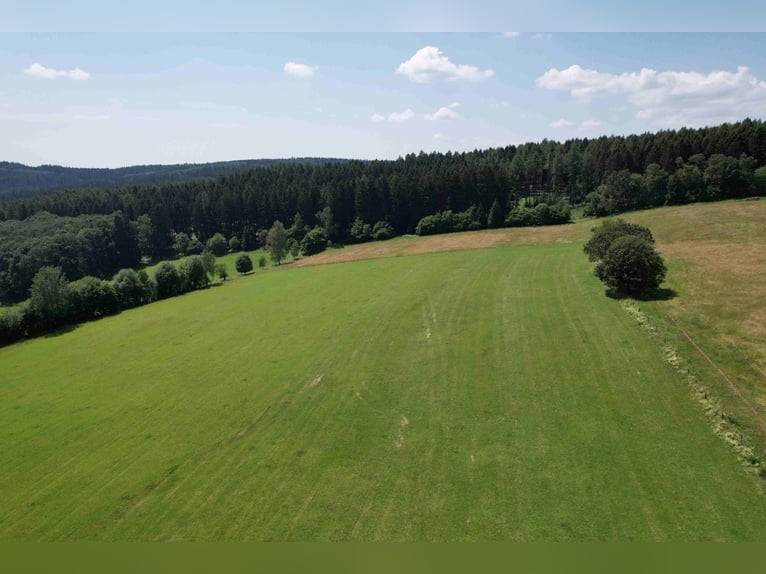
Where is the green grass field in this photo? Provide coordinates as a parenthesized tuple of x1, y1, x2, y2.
(2, 229, 766, 540)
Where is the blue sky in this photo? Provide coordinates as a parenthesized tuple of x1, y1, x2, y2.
(2, 32, 766, 167)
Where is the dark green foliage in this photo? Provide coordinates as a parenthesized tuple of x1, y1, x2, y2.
(0, 307, 26, 345)
(205, 233, 228, 257)
(349, 217, 372, 243)
(415, 212, 451, 235)
(288, 238, 300, 259)
(755, 166, 766, 194)
(113, 268, 155, 309)
(172, 232, 191, 256)
(186, 237, 204, 255)
(583, 219, 654, 262)
(258, 255, 267, 268)
(179, 256, 209, 291)
(504, 199, 571, 227)
(69, 276, 119, 320)
(595, 236, 667, 295)
(487, 199, 504, 228)
(28, 266, 71, 323)
(135, 214, 154, 257)
(0, 212, 141, 303)
(111, 211, 142, 268)
(228, 235, 241, 252)
(415, 205, 489, 235)
(236, 254, 254, 275)
(266, 220, 289, 265)
(256, 229, 269, 249)
(288, 213, 307, 243)
(316, 207, 337, 242)
(153, 262, 183, 299)
(371, 220, 395, 240)
(301, 227, 328, 255)
(200, 251, 216, 281)
(0, 158, 348, 199)
(667, 161, 705, 204)
(1, 119, 764, 253)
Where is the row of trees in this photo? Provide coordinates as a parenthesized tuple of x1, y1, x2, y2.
(584, 153, 764, 216)
(1, 120, 763, 256)
(0, 249, 255, 346)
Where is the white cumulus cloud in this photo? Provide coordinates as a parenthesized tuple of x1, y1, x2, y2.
(24, 62, 91, 80)
(284, 62, 318, 78)
(396, 46, 493, 83)
(537, 64, 766, 127)
(425, 106, 460, 121)
(371, 109, 415, 123)
(581, 119, 602, 128)
(388, 109, 416, 122)
(503, 32, 520, 38)
(550, 118, 573, 128)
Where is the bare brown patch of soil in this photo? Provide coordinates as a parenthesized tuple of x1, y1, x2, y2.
(294, 225, 587, 268)
(310, 375, 322, 387)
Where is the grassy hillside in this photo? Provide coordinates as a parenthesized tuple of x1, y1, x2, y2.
(2, 233, 765, 540)
(621, 199, 766, 458)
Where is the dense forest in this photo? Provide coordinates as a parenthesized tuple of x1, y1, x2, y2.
(0, 157, 348, 199)
(1, 118, 765, 308)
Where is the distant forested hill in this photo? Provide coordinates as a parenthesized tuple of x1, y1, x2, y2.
(0, 158, 348, 199)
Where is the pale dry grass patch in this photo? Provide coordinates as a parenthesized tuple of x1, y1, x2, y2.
(623, 199, 766, 451)
(295, 224, 588, 268)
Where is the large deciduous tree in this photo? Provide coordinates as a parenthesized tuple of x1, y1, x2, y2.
(595, 236, 667, 295)
(583, 219, 655, 262)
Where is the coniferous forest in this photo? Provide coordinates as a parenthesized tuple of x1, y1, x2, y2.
(1, 118, 765, 313)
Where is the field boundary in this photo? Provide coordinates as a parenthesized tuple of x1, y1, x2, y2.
(657, 304, 762, 424)
(621, 300, 765, 485)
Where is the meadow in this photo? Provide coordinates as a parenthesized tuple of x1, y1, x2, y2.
(2, 201, 766, 540)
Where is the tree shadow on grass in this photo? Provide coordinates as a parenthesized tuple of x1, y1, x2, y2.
(605, 287, 678, 301)
(40, 323, 81, 340)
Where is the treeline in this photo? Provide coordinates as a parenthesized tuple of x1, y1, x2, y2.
(2, 120, 765, 245)
(0, 157, 349, 199)
(0, 252, 235, 347)
(0, 119, 765, 306)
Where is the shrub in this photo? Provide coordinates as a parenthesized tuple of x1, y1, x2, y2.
(301, 227, 328, 255)
(0, 307, 27, 346)
(371, 221, 395, 240)
(236, 254, 254, 275)
(349, 217, 372, 243)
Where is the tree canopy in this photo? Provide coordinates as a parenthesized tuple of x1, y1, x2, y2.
(235, 254, 253, 275)
(595, 236, 667, 295)
(266, 220, 288, 265)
